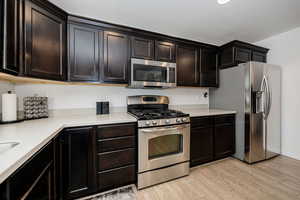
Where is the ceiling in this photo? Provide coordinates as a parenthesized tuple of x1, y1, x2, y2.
(49, 0, 300, 46)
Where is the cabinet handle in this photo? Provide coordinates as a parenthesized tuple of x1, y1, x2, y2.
(2, 0, 7, 67)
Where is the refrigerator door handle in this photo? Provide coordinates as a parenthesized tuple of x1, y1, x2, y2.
(265, 76, 271, 119)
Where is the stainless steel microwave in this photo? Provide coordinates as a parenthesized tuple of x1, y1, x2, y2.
(129, 58, 176, 89)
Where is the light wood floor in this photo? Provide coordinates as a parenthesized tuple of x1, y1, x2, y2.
(136, 156, 300, 200)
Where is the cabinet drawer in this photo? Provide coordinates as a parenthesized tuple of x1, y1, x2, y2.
(97, 165, 136, 192)
(214, 115, 235, 125)
(8, 142, 53, 200)
(97, 123, 136, 139)
(191, 117, 214, 128)
(97, 136, 135, 153)
(97, 148, 135, 171)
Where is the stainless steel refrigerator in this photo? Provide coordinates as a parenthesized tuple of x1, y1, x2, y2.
(210, 62, 281, 163)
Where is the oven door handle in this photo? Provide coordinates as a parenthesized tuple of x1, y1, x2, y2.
(141, 125, 189, 133)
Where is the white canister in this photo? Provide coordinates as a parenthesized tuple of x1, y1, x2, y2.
(2, 91, 17, 122)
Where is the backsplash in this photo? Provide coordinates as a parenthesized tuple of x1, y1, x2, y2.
(14, 84, 209, 110)
(0, 81, 15, 113)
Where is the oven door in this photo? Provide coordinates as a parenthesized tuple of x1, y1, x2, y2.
(138, 124, 190, 173)
(130, 58, 176, 88)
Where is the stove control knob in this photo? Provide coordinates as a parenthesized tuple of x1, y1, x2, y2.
(182, 118, 187, 122)
(152, 121, 158, 125)
(176, 118, 182, 123)
(165, 119, 170, 124)
(145, 121, 150, 126)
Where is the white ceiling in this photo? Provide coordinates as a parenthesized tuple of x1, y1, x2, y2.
(49, 0, 300, 45)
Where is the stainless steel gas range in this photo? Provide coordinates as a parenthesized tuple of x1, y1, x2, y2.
(127, 95, 190, 189)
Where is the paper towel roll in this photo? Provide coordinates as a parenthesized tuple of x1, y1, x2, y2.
(2, 91, 17, 122)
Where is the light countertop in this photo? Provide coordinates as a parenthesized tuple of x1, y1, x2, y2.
(0, 106, 236, 184)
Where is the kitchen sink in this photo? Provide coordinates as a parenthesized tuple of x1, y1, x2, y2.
(0, 142, 20, 154)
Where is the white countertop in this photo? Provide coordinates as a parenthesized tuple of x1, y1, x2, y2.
(0, 106, 236, 184)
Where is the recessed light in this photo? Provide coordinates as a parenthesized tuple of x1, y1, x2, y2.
(218, 0, 231, 4)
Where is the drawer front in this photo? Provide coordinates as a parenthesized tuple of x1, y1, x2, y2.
(97, 148, 135, 171)
(9, 142, 53, 200)
(97, 136, 135, 153)
(97, 123, 136, 139)
(97, 165, 136, 192)
(214, 115, 235, 125)
(191, 116, 214, 128)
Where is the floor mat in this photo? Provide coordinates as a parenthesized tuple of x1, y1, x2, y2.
(79, 185, 136, 200)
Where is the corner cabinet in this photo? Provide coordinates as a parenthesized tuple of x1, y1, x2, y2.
(60, 126, 97, 200)
(68, 23, 103, 82)
(101, 31, 129, 83)
(24, 0, 67, 80)
(219, 40, 269, 69)
(190, 114, 236, 167)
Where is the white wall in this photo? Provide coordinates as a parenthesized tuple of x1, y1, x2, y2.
(256, 26, 300, 160)
(0, 81, 15, 113)
(14, 84, 209, 110)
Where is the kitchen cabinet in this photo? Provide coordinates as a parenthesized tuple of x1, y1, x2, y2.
(102, 31, 129, 83)
(219, 40, 268, 69)
(176, 44, 199, 86)
(0, 0, 21, 75)
(68, 23, 103, 82)
(190, 117, 214, 167)
(131, 36, 154, 60)
(96, 123, 137, 192)
(155, 40, 176, 62)
(200, 48, 218, 87)
(0, 141, 54, 200)
(214, 115, 236, 159)
(24, 0, 67, 80)
(60, 126, 96, 200)
(252, 51, 267, 63)
(190, 114, 236, 167)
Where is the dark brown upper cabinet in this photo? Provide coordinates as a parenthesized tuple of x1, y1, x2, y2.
(60, 126, 96, 200)
(252, 51, 267, 63)
(131, 36, 154, 60)
(219, 40, 269, 69)
(155, 40, 176, 62)
(200, 48, 218, 87)
(176, 44, 199, 86)
(68, 23, 103, 82)
(102, 31, 129, 83)
(0, 0, 21, 75)
(24, 0, 67, 80)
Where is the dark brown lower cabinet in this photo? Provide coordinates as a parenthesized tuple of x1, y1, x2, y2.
(60, 126, 97, 200)
(190, 114, 236, 167)
(0, 141, 54, 200)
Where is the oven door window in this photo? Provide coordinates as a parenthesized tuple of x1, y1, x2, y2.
(133, 64, 167, 82)
(148, 134, 183, 160)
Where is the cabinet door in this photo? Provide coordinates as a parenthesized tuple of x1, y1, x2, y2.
(155, 40, 176, 62)
(131, 36, 154, 60)
(214, 115, 235, 160)
(24, 0, 66, 80)
(190, 127, 214, 167)
(1, 0, 20, 75)
(102, 31, 129, 83)
(252, 51, 267, 63)
(176, 44, 199, 86)
(200, 48, 218, 87)
(68, 24, 102, 82)
(62, 127, 96, 199)
(235, 47, 251, 63)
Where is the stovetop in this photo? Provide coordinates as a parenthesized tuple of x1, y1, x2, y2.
(128, 109, 189, 120)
